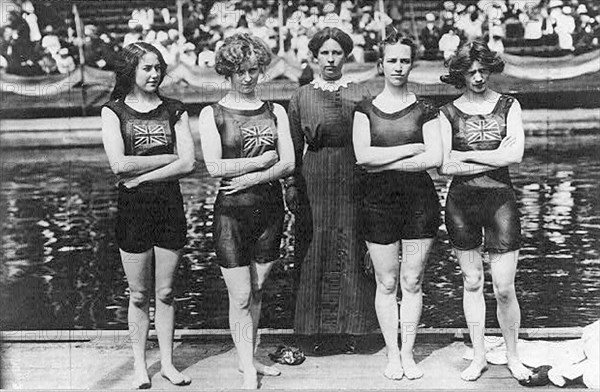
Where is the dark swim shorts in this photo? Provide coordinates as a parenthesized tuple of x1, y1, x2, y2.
(445, 185, 521, 253)
(213, 196, 284, 268)
(359, 172, 441, 244)
(116, 182, 187, 253)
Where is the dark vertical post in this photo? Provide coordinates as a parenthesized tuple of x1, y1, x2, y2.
(278, 0, 285, 56)
(72, 4, 87, 116)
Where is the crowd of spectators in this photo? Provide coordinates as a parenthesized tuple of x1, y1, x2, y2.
(420, 0, 600, 60)
(0, 0, 122, 75)
(1, 0, 600, 77)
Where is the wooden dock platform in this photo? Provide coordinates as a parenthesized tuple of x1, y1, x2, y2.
(0, 329, 590, 390)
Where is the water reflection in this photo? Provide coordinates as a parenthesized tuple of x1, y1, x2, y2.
(1, 135, 599, 330)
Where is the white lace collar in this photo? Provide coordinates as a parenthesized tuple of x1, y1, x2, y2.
(310, 75, 352, 92)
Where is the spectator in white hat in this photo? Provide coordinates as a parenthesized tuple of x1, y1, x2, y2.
(55, 47, 75, 74)
(179, 42, 197, 66)
(552, 6, 575, 50)
(22, 1, 41, 42)
(439, 27, 460, 61)
(421, 13, 441, 60)
(197, 42, 215, 68)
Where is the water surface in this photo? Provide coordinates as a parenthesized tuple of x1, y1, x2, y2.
(1, 135, 599, 330)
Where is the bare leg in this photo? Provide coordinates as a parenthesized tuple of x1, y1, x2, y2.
(489, 250, 532, 381)
(399, 239, 433, 380)
(243, 260, 280, 376)
(120, 249, 153, 389)
(456, 248, 489, 381)
(154, 247, 191, 385)
(368, 241, 404, 380)
(221, 266, 257, 389)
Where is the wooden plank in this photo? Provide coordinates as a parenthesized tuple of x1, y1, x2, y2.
(0, 327, 583, 342)
(2, 339, 590, 389)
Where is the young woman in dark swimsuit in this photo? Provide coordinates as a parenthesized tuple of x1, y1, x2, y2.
(439, 40, 532, 382)
(198, 33, 294, 390)
(352, 32, 442, 381)
(102, 42, 195, 389)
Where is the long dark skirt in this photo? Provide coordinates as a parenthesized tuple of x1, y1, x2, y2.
(294, 146, 377, 335)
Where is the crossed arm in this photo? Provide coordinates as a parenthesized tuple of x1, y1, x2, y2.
(352, 112, 443, 173)
(101, 107, 196, 187)
(198, 104, 295, 195)
(438, 101, 524, 176)
(198, 105, 281, 178)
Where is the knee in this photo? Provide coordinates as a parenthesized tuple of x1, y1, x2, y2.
(251, 275, 267, 294)
(493, 283, 516, 304)
(401, 273, 423, 294)
(229, 290, 252, 310)
(130, 289, 150, 307)
(156, 287, 174, 305)
(462, 272, 484, 293)
(376, 275, 398, 295)
(251, 282, 264, 297)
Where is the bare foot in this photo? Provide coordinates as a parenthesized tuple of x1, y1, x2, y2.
(161, 364, 192, 386)
(239, 361, 281, 376)
(383, 353, 404, 380)
(461, 359, 488, 381)
(241, 368, 258, 390)
(400, 351, 424, 380)
(507, 357, 532, 381)
(132, 363, 151, 389)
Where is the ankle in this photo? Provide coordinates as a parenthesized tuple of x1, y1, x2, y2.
(471, 357, 488, 365)
(160, 361, 175, 369)
(133, 359, 148, 368)
(400, 349, 414, 359)
(239, 361, 256, 371)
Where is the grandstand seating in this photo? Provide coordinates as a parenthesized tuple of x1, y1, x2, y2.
(398, 0, 445, 21)
(49, 0, 177, 34)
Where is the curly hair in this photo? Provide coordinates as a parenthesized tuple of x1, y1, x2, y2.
(214, 33, 272, 79)
(110, 42, 167, 100)
(308, 27, 354, 57)
(378, 26, 417, 62)
(440, 40, 505, 89)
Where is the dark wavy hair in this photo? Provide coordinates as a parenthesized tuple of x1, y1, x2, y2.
(379, 26, 417, 62)
(308, 27, 353, 57)
(110, 42, 167, 100)
(214, 33, 272, 79)
(440, 40, 505, 89)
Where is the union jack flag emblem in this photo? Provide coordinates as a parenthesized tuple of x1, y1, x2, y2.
(133, 124, 168, 147)
(465, 118, 502, 145)
(241, 124, 275, 154)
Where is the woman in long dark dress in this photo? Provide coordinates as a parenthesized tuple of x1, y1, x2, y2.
(285, 27, 377, 351)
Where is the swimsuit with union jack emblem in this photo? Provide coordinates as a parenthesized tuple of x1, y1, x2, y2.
(102, 97, 187, 186)
(103, 98, 185, 157)
(440, 94, 522, 252)
(210, 102, 285, 268)
(102, 97, 188, 252)
(211, 102, 282, 209)
(441, 94, 516, 188)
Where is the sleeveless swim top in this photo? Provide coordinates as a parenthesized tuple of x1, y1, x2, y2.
(355, 96, 438, 148)
(440, 94, 516, 188)
(355, 96, 439, 197)
(103, 97, 186, 156)
(212, 102, 281, 208)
